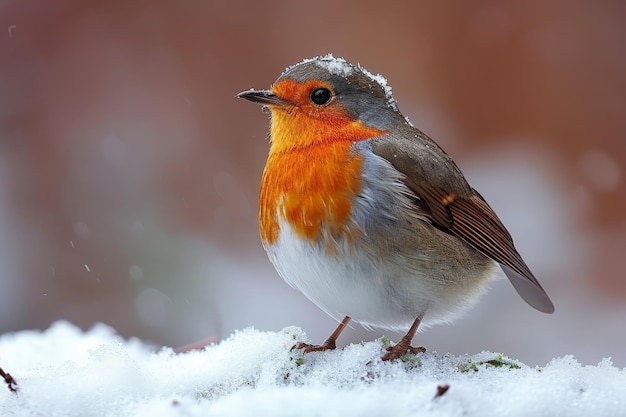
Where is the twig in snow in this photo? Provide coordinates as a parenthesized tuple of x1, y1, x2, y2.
(0, 366, 18, 393)
(434, 384, 449, 399)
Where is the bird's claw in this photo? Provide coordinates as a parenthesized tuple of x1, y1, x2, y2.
(292, 340, 337, 353)
(382, 343, 426, 361)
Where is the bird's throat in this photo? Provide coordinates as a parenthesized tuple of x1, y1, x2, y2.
(267, 105, 387, 154)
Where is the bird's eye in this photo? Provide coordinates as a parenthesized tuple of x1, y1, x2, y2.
(310, 88, 332, 105)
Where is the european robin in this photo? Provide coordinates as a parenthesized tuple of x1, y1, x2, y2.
(237, 55, 554, 361)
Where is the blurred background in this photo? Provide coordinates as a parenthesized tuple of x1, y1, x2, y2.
(0, 1, 624, 366)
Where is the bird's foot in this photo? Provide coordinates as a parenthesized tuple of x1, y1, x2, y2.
(382, 342, 426, 361)
(292, 316, 350, 354)
(293, 339, 336, 353)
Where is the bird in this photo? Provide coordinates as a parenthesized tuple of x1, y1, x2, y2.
(237, 55, 554, 361)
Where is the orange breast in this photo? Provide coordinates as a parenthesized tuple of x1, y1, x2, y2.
(259, 101, 388, 246)
(260, 142, 362, 245)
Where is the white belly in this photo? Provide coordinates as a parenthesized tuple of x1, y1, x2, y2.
(266, 216, 494, 331)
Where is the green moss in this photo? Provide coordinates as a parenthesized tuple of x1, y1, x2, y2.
(460, 362, 479, 373)
(295, 357, 305, 367)
(460, 354, 521, 372)
(379, 336, 391, 348)
(400, 352, 422, 366)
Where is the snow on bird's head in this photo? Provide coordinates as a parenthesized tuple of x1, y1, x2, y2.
(279, 54, 399, 112)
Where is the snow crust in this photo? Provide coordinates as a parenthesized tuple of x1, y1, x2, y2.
(1, 321, 625, 416)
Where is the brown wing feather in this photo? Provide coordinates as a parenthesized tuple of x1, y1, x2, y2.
(447, 194, 554, 313)
(372, 134, 554, 313)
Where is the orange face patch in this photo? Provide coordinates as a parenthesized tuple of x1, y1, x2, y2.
(259, 79, 389, 245)
(267, 79, 387, 154)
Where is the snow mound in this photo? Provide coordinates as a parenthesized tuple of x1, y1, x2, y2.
(1, 321, 625, 416)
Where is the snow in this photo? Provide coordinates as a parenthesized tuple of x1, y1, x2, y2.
(301, 54, 354, 78)
(357, 64, 400, 112)
(1, 321, 625, 416)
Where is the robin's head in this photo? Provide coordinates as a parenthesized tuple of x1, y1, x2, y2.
(238, 55, 404, 153)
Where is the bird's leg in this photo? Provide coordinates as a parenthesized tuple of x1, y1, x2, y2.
(382, 315, 426, 361)
(295, 316, 351, 353)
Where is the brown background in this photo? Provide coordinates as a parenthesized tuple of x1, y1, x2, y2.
(0, 1, 624, 365)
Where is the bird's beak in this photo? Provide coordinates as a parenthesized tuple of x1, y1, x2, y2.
(236, 89, 290, 107)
